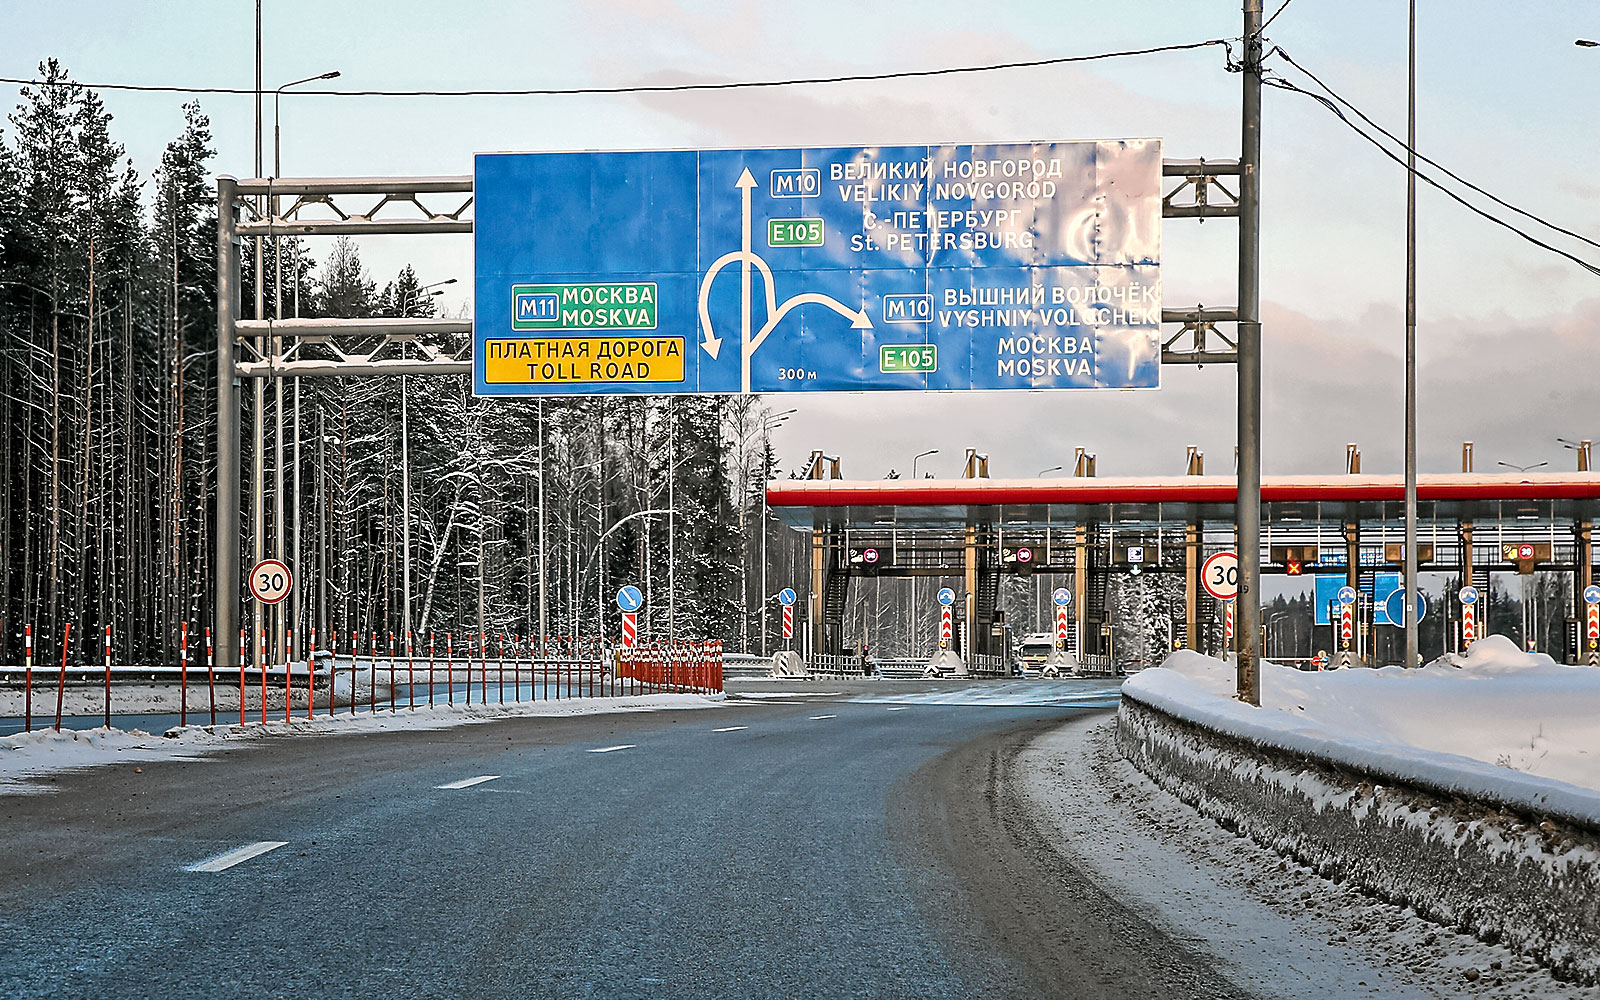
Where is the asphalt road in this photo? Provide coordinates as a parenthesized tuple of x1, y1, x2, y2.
(0, 682, 1251, 998)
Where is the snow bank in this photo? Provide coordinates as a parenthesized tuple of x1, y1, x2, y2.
(1124, 640, 1600, 825)
(1117, 639, 1600, 984)
(0, 693, 724, 792)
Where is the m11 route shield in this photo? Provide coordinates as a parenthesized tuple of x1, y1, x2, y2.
(473, 139, 1161, 396)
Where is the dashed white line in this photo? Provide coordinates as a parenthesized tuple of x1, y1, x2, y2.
(808, 715, 838, 720)
(186, 841, 288, 873)
(436, 774, 500, 790)
(589, 744, 636, 753)
(886, 706, 909, 712)
(711, 726, 749, 733)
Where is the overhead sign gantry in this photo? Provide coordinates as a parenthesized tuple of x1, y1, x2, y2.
(472, 140, 1161, 395)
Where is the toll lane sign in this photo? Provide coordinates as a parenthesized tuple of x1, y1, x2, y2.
(474, 140, 1162, 396)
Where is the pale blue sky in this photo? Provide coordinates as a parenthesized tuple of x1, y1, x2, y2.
(4, 1, 1598, 477)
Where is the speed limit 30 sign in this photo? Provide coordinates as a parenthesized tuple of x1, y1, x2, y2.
(1201, 551, 1239, 602)
(249, 559, 293, 604)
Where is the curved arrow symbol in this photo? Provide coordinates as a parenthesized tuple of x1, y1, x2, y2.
(697, 167, 873, 392)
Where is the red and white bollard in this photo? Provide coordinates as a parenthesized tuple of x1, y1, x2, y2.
(103, 625, 113, 729)
(238, 629, 247, 725)
(284, 627, 294, 723)
(180, 622, 189, 728)
(24, 624, 33, 733)
(206, 627, 216, 727)
(307, 628, 317, 720)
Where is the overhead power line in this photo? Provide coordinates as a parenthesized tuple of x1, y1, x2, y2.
(1260, 0, 1295, 34)
(1263, 53, 1600, 279)
(0, 39, 1229, 99)
(1272, 48, 1600, 256)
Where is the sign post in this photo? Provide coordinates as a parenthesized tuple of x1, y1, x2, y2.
(1459, 584, 1479, 652)
(1585, 585, 1600, 666)
(778, 588, 797, 648)
(616, 586, 644, 650)
(1337, 585, 1357, 667)
(474, 141, 1162, 397)
(937, 587, 956, 650)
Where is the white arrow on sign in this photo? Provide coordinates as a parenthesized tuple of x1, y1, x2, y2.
(697, 168, 872, 392)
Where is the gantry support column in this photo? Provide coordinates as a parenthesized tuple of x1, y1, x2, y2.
(214, 177, 241, 669)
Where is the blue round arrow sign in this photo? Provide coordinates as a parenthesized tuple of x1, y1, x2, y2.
(1052, 587, 1072, 607)
(778, 588, 797, 607)
(936, 587, 956, 606)
(1585, 585, 1600, 605)
(1337, 586, 1358, 606)
(616, 585, 644, 612)
(1384, 588, 1426, 625)
(1458, 585, 1479, 606)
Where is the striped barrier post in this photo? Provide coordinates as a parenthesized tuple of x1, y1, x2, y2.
(284, 627, 294, 722)
(428, 634, 436, 708)
(238, 630, 246, 725)
(104, 625, 113, 729)
(389, 633, 397, 713)
(308, 629, 317, 720)
(259, 628, 268, 724)
(206, 627, 217, 727)
(369, 632, 378, 715)
(446, 633, 454, 706)
(180, 622, 189, 728)
(23, 624, 32, 733)
(407, 632, 416, 710)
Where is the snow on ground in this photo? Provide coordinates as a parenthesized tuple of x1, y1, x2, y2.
(0, 693, 725, 793)
(1124, 634, 1600, 821)
(848, 679, 1123, 708)
(1021, 715, 1592, 1000)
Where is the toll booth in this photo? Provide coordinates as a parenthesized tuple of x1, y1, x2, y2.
(768, 468, 1600, 666)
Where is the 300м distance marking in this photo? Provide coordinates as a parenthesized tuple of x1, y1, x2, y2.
(483, 337, 686, 384)
(512, 282, 658, 331)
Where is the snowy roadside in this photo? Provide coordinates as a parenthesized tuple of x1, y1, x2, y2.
(1123, 635, 1600, 823)
(0, 692, 726, 793)
(1018, 714, 1589, 999)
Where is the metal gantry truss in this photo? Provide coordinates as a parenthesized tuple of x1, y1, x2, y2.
(1160, 158, 1242, 366)
(214, 174, 475, 667)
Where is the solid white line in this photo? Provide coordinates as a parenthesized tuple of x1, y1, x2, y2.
(589, 744, 636, 753)
(886, 706, 909, 712)
(711, 726, 749, 732)
(808, 715, 837, 720)
(186, 841, 289, 873)
(436, 774, 500, 790)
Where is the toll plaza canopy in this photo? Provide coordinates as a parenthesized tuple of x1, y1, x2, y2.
(766, 473, 1600, 663)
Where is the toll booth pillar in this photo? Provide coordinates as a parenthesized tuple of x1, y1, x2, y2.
(1343, 519, 1360, 592)
(963, 524, 979, 660)
(1576, 520, 1592, 661)
(810, 525, 826, 658)
(1184, 522, 1199, 651)
(1073, 525, 1088, 656)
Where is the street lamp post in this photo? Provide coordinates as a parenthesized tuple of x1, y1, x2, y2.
(1497, 460, 1549, 474)
(756, 408, 797, 656)
(396, 277, 456, 638)
(271, 69, 339, 669)
(913, 449, 938, 479)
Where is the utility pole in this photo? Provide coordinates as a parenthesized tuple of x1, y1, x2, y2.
(1236, 0, 1264, 705)
(214, 178, 240, 669)
(1403, 0, 1420, 670)
(252, 1, 265, 674)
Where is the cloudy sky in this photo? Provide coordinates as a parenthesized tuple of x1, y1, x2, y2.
(6, 0, 1598, 479)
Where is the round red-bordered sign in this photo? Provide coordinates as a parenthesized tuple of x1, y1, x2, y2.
(249, 559, 293, 604)
(1201, 551, 1239, 602)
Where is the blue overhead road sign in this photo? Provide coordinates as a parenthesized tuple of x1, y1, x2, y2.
(474, 140, 1162, 396)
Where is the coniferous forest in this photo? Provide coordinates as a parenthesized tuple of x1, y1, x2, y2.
(0, 61, 806, 666)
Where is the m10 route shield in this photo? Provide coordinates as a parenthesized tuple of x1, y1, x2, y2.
(473, 139, 1161, 396)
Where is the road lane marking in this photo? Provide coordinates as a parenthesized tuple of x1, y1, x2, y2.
(436, 774, 500, 790)
(711, 726, 749, 732)
(589, 744, 636, 753)
(886, 706, 909, 712)
(808, 715, 837, 720)
(186, 841, 288, 873)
